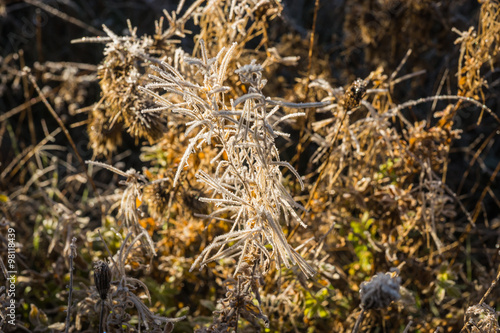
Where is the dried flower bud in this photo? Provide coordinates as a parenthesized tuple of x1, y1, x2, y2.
(69, 237, 77, 258)
(359, 271, 401, 310)
(343, 78, 367, 111)
(93, 261, 111, 301)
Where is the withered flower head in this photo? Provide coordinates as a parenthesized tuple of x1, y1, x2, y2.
(124, 97, 167, 144)
(93, 260, 111, 301)
(182, 189, 209, 216)
(359, 271, 401, 310)
(88, 107, 123, 157)
(464, 303, 500, 333)
(143, 180, 171, 220)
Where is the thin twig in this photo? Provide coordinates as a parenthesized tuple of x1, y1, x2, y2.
(390, 49, 412, 83)
(287, 105, 349, 241)
(1, 128, 61, 181)
(22, 67, 100, 197)
(24, 0, 103, 36)
(267, 99, 330, 108)
(305, 0, 320, 95)
(390, 69, 426, 87)
(402, 320, 413, 333)
(472, 161, 500, 223)
(479, 264, 500, 304)
(295, 0, 321, 168)
(0, 87, 57, 123)
(305, 107, 348, 211)
(388, 95, 499, 125)
(65, 237, 77, 333)
(99, 301, 105, 333)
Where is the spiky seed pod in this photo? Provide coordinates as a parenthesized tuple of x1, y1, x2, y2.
(88, 107, 123, 157)
(93, 261, 111, 301)
(343, 78, 367, 111)
(359, 271, 401, 310)
(143, 181, 171, 220)
(182, 189, 209, 216)
(124, 97, 167, 144)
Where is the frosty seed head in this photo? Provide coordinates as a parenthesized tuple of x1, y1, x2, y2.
(359, 271, 401, 310)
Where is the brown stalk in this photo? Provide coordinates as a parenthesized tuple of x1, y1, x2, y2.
(294, 0, 321, 168)
(24, 0, 104, 36)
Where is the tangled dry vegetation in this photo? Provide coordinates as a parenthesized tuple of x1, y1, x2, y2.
(1, 0, 500, 332)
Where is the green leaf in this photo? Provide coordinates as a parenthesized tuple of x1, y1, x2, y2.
(317, 306, 329, 318)
(199, 299, 216, 311)
(435, 287, 446, 304)
(176, 306, 190, 317)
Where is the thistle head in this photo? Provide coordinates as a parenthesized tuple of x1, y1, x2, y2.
(93, 260, 111, 301)
(124, 97, 166, 144)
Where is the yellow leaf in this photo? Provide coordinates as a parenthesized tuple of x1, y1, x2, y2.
(458, 76, 467, 87)
(144, 169, 153, 179)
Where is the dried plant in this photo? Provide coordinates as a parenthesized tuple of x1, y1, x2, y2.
(142, 41, 318, 280)
(454, 0, 500, 102)
(463, 303, 500, 333)
(195, 0, 282, 55)
(198, 263, 268, 332)
(87, 161, 161, 255)
(93, 260, 111, 333)
(96, 231, 186, 332)
(64, 237, 77, 333)
(2, 0, 500, 332)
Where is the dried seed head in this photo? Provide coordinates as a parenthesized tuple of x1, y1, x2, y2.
(182, 189, 209, 216)
(359, 271, 401, 310)
(143, 181, 171, 220)
(93, 260, 111, 301)
(69, 237, 77, 258)
(88, 107, 123, 157)
(124, 98, 166, 144)
(464, 303, 500, 333)
(343, 78, 367, 111)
